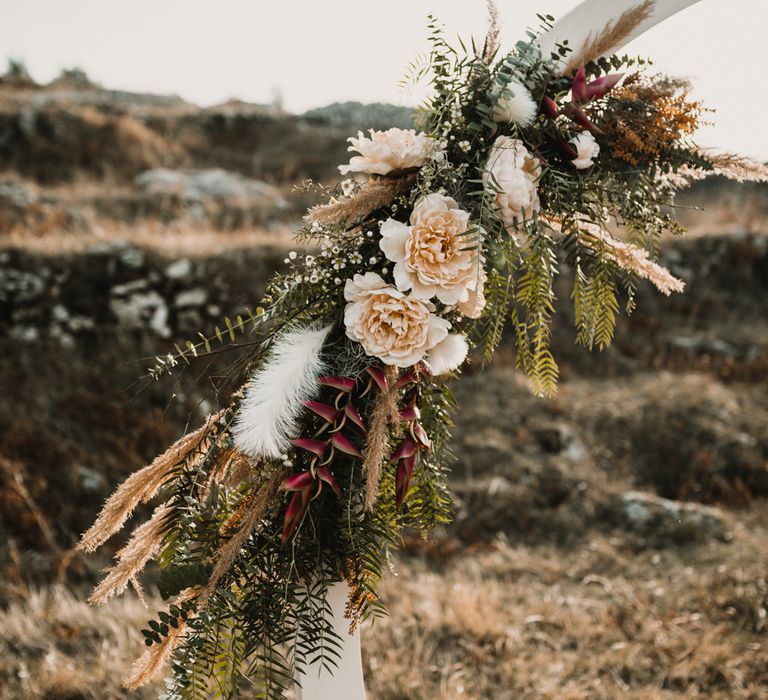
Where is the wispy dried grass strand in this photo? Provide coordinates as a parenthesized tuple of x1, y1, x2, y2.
(89, 504, 171, 606)
(562, 0, 654, 74)
(482, 0, 501, 64)
(581, 227, 685, 295)
(362, 366, 400, 510)
(77, 412, 220, 553)
(306, 175, 416, 226)
(700, 150, 768, 183)
(122, 587, 200, 690)
(199, 468, 285, 606)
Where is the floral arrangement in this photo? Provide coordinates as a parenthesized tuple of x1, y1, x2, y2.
(77, 6, 766, 698)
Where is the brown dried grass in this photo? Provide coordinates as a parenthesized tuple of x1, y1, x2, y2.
(562, 0, 655, 75)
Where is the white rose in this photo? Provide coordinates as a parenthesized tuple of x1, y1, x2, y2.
(338, 128, 436, 177)
(483, 136, 541, 233)
(570, 131, 600, 170)
(379, 193, 485, 308)
(343, 272, 450, 367)
(492, 81, 537, 127)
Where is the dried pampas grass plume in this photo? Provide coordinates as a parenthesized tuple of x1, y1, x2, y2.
(89, 504, 170, 606)
(362, 366, 400, 510)
(562, 0, 655, 75)
(580, 225, 685, 296)
(77, 412, 220, 553)
(701, 151, 768, 183)
(306, 174, 416, 226)
(123, 587, 199, 690)
(544, 216, 684, 296)
(483, 0, 501, 64)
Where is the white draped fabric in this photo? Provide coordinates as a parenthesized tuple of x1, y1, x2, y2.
(536, 0, 702, 70)
(294, 582, 366, 700)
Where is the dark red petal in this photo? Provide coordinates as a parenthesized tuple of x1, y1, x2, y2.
(571, 64, 587, 103)
(365, 366, 389, 392)
(318, 376, 356, 392)
(280, 471, 314, 492)
(571, 106, 592, 129)
(391, 436, 417, 462)
(290, 438, 328, 459)
(303, 400, 340, 424)
(556, 137, 579, 159)
(411, 422, 431, 449)
(395, 454, 416, 510)
(344, 404, 367, 434)
(331, 432, 363, 458)
(541, 95, 559, 118)
(585, 73, 623, 99)
(282, 490, 310, 543)
(395, 370, 420, 388)
(316, 466, 342, 498)
(571, 107, 604, 135)
(398, 404, 421, 422)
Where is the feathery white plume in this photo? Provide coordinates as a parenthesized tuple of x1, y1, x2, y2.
(492, 81, 537, 127)
(426, 333, 469, 376)
(233, 324, 332, 459)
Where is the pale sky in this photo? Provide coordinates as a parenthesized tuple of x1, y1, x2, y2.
(2, 0, 767, 159)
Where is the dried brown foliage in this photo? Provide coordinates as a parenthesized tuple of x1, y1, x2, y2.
(599, 74, 703, 167)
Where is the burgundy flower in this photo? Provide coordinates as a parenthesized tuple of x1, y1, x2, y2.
(398, 404, 421, 422)
(392, 436, 417, 462)
(282, 489, 311, 542)
(331, 432, 363, 458)
(541, 95, 559, 118)
(365, 366, 389, 392)
(303, 400, 340, 423)
(395, 454, 416, 510)
(279, 466, 342, 542)
(318, 376, 356, 392)
(585, 73, 623, 100)
(344, 403, 367, 434)
(411, 422, 431, 449)
(315, 466, 342, 498)
(571, 65, 588, 103)
(290, 438, 328, 459)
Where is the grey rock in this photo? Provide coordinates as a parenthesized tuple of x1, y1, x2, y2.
(109, 290, 170, 338)
(135, 168, 285, 207)
(175, 288, 208, 308)
(165, 258, 193, 280)
(621, 490, 729, 543)
(0, 269, 46, 303)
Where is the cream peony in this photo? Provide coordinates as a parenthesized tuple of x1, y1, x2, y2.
(457, 267, 487, 319)
(483, 136, 541, 232)
(570, 131, 600, 170)
(426, 333, 469, 375)
(492, 81, 537, 127)
(338, 128, 435, 177)
(343, 272, 450, 367)
(379, 193, 485, 308)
